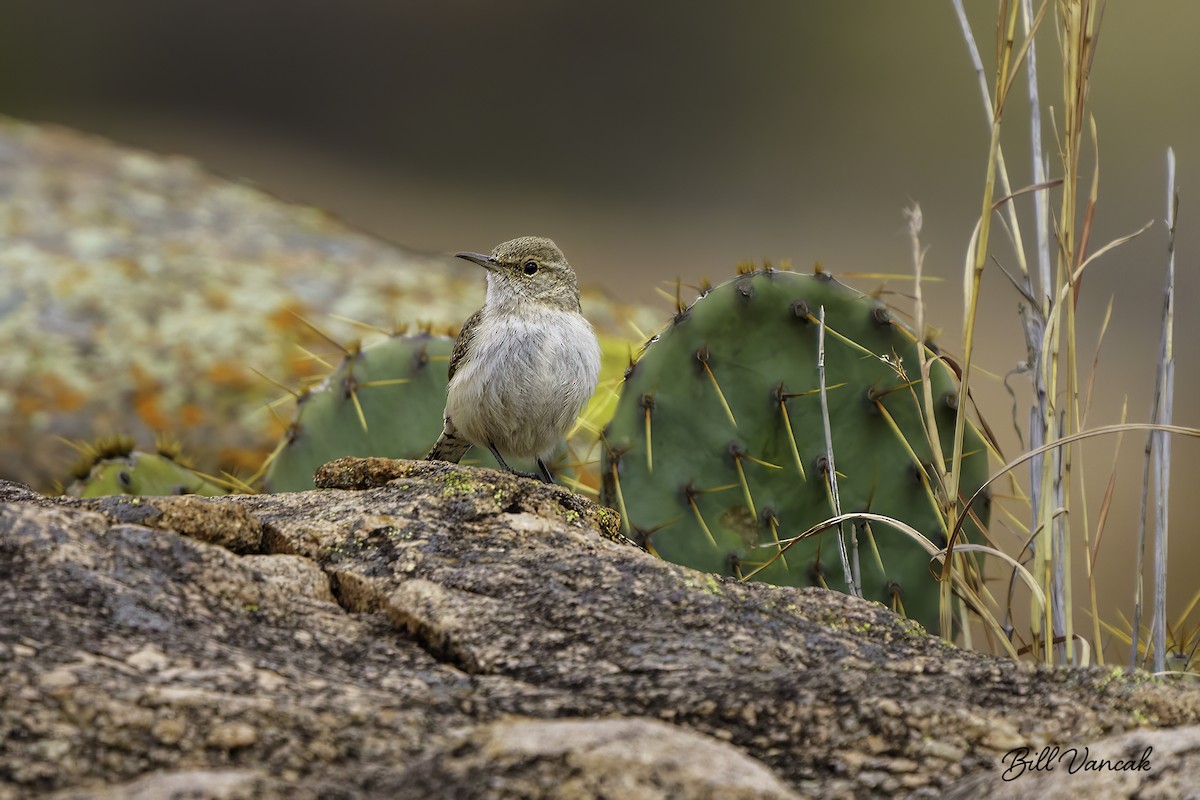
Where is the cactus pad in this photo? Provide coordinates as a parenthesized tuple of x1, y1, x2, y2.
(263, 330, 635, 491)
(601, 269, 990, 633)
(65, 436, 231, 498)
(264, 332, 480, 491)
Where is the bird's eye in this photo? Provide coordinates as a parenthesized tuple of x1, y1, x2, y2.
(523, 261, 539, 275)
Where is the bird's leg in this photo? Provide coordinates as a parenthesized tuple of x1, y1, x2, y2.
(536, 458, 554, 484)
(488, 442, 543, 482)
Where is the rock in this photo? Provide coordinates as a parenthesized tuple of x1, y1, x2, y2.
(947, 725, 1200, 799)
(82, 494, 264, 552)
(0, 116, 461, 487)
(0, 116, 659, 490)
(207, 722, 259, 751)
(44, 770, 293, 800)
(2, 459, 1198, 799)
(399, 717, 801, 800)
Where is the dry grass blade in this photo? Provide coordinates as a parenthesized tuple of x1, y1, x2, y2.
(947, 543, 1047, 615)
(1000, 0, 1050, 107)
(951, 422, 1200, 548)
(907, 204, 948, 486)
(947, 0, 1023, 541)
(747, 510, 1018, 655)
(1073, 635, 1093, 667)
(754, 511, 934, 557)
(990, 178, 1064, 212)
(1083, 399, 1126, 665)
(1022, 0, 1053, 302)
(1081, 296, 1115, 427)
(816, 305, 858, 596)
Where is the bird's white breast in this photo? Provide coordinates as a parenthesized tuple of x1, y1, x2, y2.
(445, 305, 601, 460)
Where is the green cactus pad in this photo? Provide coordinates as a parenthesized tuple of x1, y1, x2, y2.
(66, 438, 231, 498)
(264, 332, 490, 490)
(264, 328, 652, 493)
(601, 269, 990, 633)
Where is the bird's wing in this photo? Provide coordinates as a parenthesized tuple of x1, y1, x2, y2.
(448, 308, 484, 382)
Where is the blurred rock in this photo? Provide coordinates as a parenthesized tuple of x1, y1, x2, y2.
(2, 459, 1198, 798)
(0, 117, 658, 489)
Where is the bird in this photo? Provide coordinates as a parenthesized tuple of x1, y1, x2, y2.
(425, 236, 602, 483)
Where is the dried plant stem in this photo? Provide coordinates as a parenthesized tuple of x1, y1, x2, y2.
(1131, 443, 1151, 667)
(1026, 0, 1103, 664)
(948, 0, 1021, 535)
(1127, 179, 1179, 669)
(1079, 298, 1117, 665)
(817, 305, 859, 597)
(950, 422, 1200, 548)
(1085, 399, 1126, 666)
(907, 205, 946, 479)
(951, 0, 1046, 284)
(907, 203, 968, 642)
(950, 0, 1185, 669)
(950, 0, 1039, 646)
(1150, 149, 1178, 673)
(1022, 0, 1053, 303)
(1017, 0, 1054, 575)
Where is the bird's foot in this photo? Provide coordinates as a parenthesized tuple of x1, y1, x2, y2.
(488, 444, 555, 484)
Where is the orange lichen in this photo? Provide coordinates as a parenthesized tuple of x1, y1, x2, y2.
(206, 362, 253, 389)
(134, 393, 169, 431)
(130, 365, 170, 431)
(15, 393, 42, 415)
(287, 353, 328, 380)
(268, 303, 314, 334)
(11, 375, 87, 415)
(180, 403, 206, 427)
(46, 375, 87, 411)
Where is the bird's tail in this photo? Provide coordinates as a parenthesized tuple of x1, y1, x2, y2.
(426, 418, 473, 463)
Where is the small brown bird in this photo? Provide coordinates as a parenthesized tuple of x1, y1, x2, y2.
(426, 236, 601, 483)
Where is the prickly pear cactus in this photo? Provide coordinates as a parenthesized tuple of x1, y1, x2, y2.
(65, 436, 231, 498)
(601, 268, 991, 634)
(265, 327, 644, 492)
(264, 332, 477, 491)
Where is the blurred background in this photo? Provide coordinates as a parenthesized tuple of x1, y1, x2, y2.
(2, 1, 1196, 650)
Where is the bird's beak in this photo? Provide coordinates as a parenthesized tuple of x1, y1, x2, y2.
(455, 252, 499, 271)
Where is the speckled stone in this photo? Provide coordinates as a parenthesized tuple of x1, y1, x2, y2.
(0, 116, 658, 489)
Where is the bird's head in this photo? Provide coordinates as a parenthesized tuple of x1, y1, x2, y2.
(456, 236, 582, 313)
